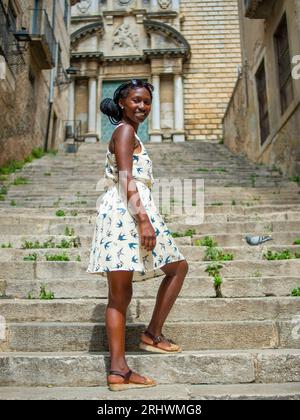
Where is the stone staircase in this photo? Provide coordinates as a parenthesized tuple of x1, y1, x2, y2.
(0, 140, 300, 400)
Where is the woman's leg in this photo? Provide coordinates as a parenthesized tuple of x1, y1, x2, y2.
(106, 271, 133, 372)
(106, 270, 155, 385)
(142, 259, 188, 349)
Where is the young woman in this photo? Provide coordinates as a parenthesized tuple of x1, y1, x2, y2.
(87, 79, 188, 391)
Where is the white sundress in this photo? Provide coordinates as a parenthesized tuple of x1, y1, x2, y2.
(86, 123, 186, 281)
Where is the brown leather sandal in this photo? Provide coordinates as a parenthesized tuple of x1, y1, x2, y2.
(107, 369, 156, 392)
(139, 330, 182, 354)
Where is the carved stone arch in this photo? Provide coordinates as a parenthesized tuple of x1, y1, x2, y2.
(143, 19, 191, 61)
(71, 22, 104, 45)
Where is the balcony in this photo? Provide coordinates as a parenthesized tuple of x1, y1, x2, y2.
(28, 9, 56, 69)
(244, 0, 276, 19)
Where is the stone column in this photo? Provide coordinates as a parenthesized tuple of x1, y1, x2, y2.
(97, 76, 103, 141)
(86, 77, 99, 143)
(173, 74, 185, 142)
(68, 79, 75, 127)
(150, 74, 162, 142)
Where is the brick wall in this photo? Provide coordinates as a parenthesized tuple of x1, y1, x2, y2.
(181, 0, 242, 141)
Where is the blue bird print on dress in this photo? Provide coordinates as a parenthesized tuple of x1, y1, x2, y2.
(160, 221, 165, 227)
(118, 233, 126, 241)
(129, 242, 138, 250)
(117, 207, 126, 215)
(116, 220, 123, 228)
(104, 241, 112, 250)
(137, 167, 143, 174)
(160, 242, 166, 251)
(165, 256, 172, 264)
(133, 155, 139, 162)
(164, 229, 171, 236)
(155, 228, 160, 236)
(167, 239, 172, 246)
(152, 250, 157, 257)
(117, 248, 125, 259)
(106, 254, 112, 262)
(130, 230, 139, 238)
(116, 262, 123, 269)
(101, 213, 107, 219)
(132, 256, 138, 263)
(107, 230, 112, 237)
(143, 255, 149, 264)
(100, 238, 105, 245)
(151, 216, 155, 223)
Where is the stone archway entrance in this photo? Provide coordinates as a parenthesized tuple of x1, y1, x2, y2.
(69, 2, 190, 143)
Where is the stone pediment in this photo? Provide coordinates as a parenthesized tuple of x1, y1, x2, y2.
(70, 18, 190, 63)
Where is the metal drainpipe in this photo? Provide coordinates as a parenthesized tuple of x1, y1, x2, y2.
(44, 0, 57, 153)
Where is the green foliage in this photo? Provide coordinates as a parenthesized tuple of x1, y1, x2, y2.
(263, 249, 294, 260)
(211, 202, 223, 206)
(71, 210, 78, 217)
(293, 238, 300, 245)
(171, 228, 196, 238)
(1, 242, 12, 248)
(291, 287, 300, 297)
(231, 199, 236, 205)
(250, 174, 256, 187)
(195, 236, 217, 248)
(23, 253, 38, 261)
(27, 291, 34, 299)
(0, 186, 7, 195)
(76, 255, 81, 262)
(44, 172, 52, 176)
(205, 263, 224, 298)
(45, 252, 70, 261)
(64, 226, 75, 236)
(31, 147, 45, 159)
(10, 200, 16, 206)
(39, 285, 55, 300)
(13, 177, 29, 185)
(204, 247, 234, 262)
(55, 209, 66, 217)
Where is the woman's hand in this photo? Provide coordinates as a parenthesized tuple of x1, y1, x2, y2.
(138, 219, 156, 251)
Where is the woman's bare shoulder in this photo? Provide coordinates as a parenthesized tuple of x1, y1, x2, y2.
(110, 123, 135, 154)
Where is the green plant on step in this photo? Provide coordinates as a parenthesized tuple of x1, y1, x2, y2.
(1, 242, 12, 248)
(289, 175, 300, 186)
(231, 199, 236, 206)
(171, 228, 196, 238)
(211, 202, 223, 206)
(10, 200, 16, 206)
(23, 253, 38, 261)
(205, 263, 224, 298)
(27, 291, 35, 299)
(71, 210, 78, 217)
(56, 239, 75, 249)
(0, 186, 7, 195)
(291, 287, 300, 297)
(44, 173, 51, 176)
(55, 209, 65, 217)
(76, 255, 81, 262)
(204, 247, 234, 262)
(45, 252, 70, 261)
(0, 175, 8, 181)
(293, 238, 300, 245)
(195, 236, 217, 248)
(12, 177, 29, 185)
(250, 174, 256, 187)
(263, 249, 293, 260)
(64, 226, 75, 236)
(39, 285, 54, 300)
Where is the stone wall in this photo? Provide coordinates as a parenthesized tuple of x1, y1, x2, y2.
(181, 0, 242, 141)
(223, 0, 300, 176)
(0, 0, 72, 167)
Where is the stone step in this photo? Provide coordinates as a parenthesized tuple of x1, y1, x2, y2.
(1, 320, 297, 351)
(1, 219, 300, 236)
(193, 232, 300, 247)
(0, 382, 299, 400)
(1, 276, 298, 299)
(1, 244, 300, 262)
(0, 349, 299, 387)
(1, 297, 299, 323)
(1, 259, 300, 280)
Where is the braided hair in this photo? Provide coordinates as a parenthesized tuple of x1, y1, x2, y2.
(100, 79, 154, 125)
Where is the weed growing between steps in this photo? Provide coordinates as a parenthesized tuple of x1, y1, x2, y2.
(23, 252, 81, 262)
(1, 242, 12, 248)
(291, 287, 300, 297)
(21, 238, 78, 249)
(171, 228, 196, 238)
(27, 285, 54, 300)
(205, 263, 223, 298)
(293, 237, 300, 245)
(263, 249, 300, 260)
(0, 148, 57, 204)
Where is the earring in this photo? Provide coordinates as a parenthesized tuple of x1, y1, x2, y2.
(120, 105, 124, 109)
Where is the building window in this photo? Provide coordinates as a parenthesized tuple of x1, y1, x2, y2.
(255, 60, 270, 146)
(274, 13, 293, 114)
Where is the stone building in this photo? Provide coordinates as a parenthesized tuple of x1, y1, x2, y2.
(0, 0, 78, 167)
(223, 0, 300, 176)
(69, 0, 241, 143)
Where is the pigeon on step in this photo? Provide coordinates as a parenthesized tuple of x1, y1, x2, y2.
(245, 235, 273, 246)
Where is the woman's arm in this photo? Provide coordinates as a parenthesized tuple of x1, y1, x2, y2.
(114, 125, 156, 251)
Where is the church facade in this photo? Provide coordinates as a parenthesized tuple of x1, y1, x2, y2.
(69, 0, 241, 143)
